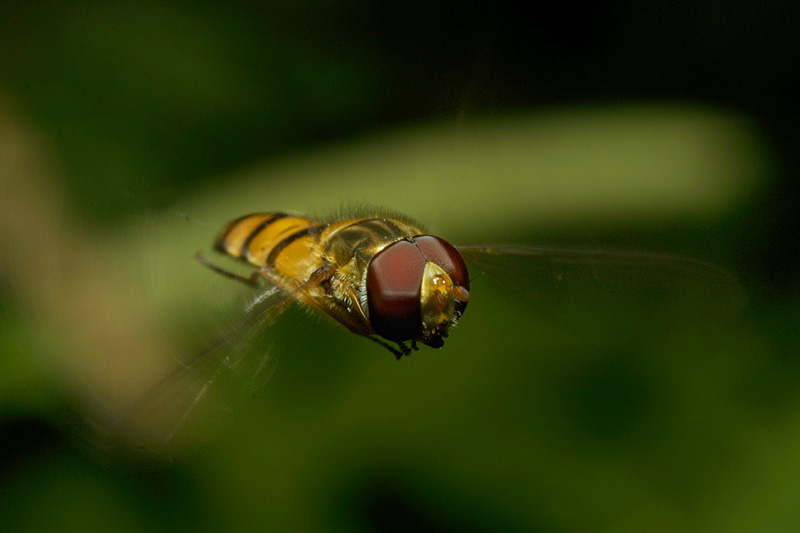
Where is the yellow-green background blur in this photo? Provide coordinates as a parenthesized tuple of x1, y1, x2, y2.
(1, 2, 798, 531)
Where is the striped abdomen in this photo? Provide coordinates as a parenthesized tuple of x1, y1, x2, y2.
(215, 213, 330, 287)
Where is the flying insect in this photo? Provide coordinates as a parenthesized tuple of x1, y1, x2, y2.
(196, 210, 744, 359)
(108, 208, 744, 448)
(197, 211, 470, 358)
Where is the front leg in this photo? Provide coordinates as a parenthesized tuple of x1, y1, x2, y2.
(364, 336, 413, 360)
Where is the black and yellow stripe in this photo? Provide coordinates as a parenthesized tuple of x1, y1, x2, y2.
(216, 213, 304, 261)
(216, 213, 426, 277)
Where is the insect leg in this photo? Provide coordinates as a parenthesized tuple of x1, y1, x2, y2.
(364, 335, 410, 360)
(195, 252, 260, 287)
(344, 287, 372, 329)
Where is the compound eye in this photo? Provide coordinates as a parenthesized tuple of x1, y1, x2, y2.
(367, 240, 427, 342)
(413, 236, 470, 289)
(414, 235, 470, 313)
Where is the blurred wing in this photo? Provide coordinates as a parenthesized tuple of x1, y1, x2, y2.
(457, 244, 747, 314)
(103, 283, 294, 454)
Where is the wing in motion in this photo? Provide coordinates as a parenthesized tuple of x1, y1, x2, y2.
(102, 283, 295, 453)
(457, 245, 747, 315)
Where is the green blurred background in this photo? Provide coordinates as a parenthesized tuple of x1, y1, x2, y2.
(1, 1, 798, 531)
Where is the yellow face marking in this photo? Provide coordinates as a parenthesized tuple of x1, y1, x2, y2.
(419, 262, 457, 336)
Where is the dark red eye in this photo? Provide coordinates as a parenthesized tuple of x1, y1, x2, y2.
(413, 236, 470, 290)
(367, 236, 471, 343)
(367, 240, 427, 342)
(414, 235, 470, 315)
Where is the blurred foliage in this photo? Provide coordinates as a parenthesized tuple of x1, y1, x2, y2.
(1, 0, 799, 532)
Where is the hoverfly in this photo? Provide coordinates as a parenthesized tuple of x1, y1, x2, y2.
(113, 208, 743, 448)
(195, 209, 744, 359)
(196, 211, 471, 358)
